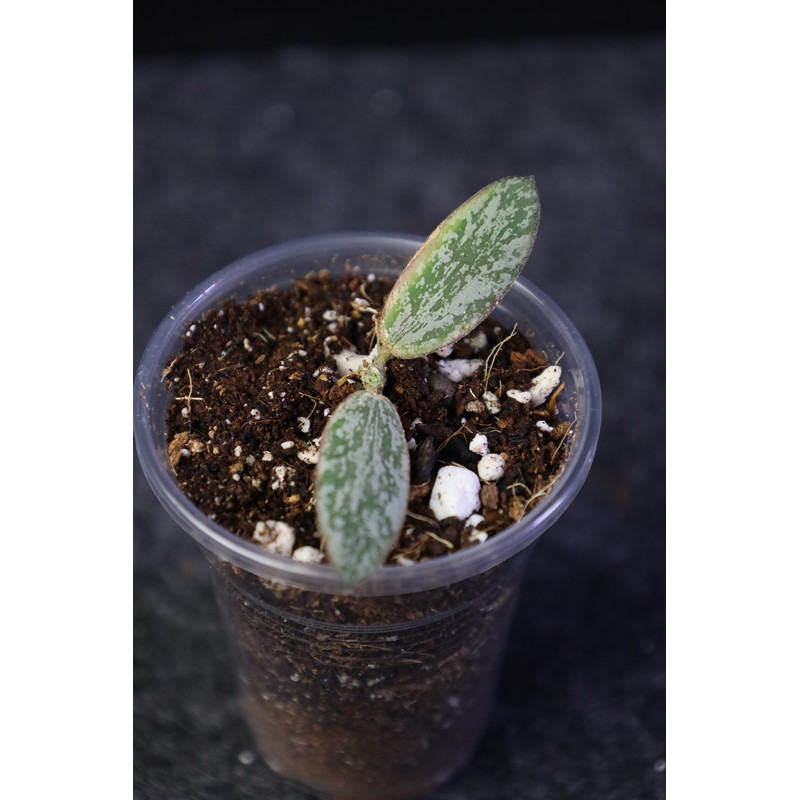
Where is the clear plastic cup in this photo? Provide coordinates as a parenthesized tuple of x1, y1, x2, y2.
(134, 233, 601, 800)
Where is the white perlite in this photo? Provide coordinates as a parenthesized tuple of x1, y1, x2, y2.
(298, 447, 319, 464)
(465, 330, 488, 352)
(469, 433, 490, 455)
(435, 358, 483, 382)
(464, 513, 485, 531)
(536, 419, 554, 433)
(482, 391, 501, 414)
(297, 438, 322, 464)
(333, 346, 378, 377)
(271, 465, 295, 490)
(529, 366, 562, 406)
(333, 348, 369, 377)
(505, 366, 563, 408)
(292, 546, 325, 563)
(429, 465, 481, 521)
(478, 453, 506, 482)
(507, 388, 533, 404)
(253, 520, 295, 555)
(468, 529, 488, 545)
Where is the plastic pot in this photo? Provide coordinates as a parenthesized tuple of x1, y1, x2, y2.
(134, 233, 601, 800)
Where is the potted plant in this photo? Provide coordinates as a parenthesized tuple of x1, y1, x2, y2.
(134, 177, 601, 799)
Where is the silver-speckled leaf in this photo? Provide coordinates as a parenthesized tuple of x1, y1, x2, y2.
(315, 390, 410, 584)
(378, 176, 540, 358)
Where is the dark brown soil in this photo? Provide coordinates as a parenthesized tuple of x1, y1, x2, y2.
(212, 548, 529, 799)
(162, 268, 570, 566)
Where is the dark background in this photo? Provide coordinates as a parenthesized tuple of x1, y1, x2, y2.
(134, 5, 665, 798)
(135, 2, 664, 55)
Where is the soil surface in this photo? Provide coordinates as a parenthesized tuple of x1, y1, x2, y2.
(163, 266, 571, 567)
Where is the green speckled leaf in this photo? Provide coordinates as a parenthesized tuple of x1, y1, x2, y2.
(378, 176, 540, 358)
(315, 391, 410, 585)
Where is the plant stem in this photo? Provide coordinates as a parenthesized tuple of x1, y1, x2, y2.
(361, 346, 391, 394)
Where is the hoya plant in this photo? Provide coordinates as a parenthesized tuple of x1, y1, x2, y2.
(315, 176, 541, 584)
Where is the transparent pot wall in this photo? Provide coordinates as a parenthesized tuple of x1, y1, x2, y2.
(212, 551, 528, 800)
(134, 234, 602, 800)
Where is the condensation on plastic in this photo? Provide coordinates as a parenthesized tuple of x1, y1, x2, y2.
(134, 233, 602, 598)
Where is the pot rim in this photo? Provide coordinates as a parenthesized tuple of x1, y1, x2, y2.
(134, 232, 601, 596)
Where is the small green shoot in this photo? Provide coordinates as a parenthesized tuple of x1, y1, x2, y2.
(315, 175, 540, 584)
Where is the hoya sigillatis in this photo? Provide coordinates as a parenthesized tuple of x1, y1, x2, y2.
(315, 176, 541, 584)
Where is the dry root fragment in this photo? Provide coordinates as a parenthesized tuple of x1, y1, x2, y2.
(168, 432, 190, 468)
(508, 494, 528, 522)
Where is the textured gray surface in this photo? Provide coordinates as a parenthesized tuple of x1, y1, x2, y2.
(134, 36, 665, 799)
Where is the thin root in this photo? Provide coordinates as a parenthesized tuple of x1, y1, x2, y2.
(483, 324, 518, 393)
(175, 369, 205, 410)
(437, 421, 468, 453)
